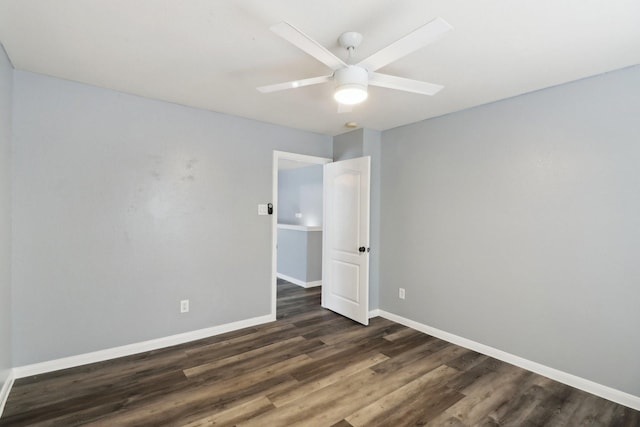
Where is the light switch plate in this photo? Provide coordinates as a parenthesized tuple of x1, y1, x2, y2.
(258, 204, 268, 215)
(180, 299, 189, 313)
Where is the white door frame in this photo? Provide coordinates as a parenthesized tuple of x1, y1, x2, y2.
(271, 151, 333, 318)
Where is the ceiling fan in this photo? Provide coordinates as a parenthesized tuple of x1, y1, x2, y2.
(257, 18, 453, 109)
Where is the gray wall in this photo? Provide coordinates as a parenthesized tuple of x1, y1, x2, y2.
(333, 128, 381, 310)
(333, 129, 364, 161)
(277, 229, 308, 281)
(0, 45, 12, 390)
(277, 229, 322, 283)
(380, 65, 640, 396)
(306, 231, 323, 283)
(277, 165, 323, 226)
(11, 70, 332, 365)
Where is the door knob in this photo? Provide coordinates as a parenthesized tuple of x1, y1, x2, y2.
(358, 246, 366, 253)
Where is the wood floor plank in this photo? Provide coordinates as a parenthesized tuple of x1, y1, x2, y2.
(267, 352, 389, 408)
(543, 387, 599, 427)
(445, 356, 504, 393)
(612, 405, 640, 426)
(186, 338, 325, 387)
(445, 348, 488, 371)
(517, 379, 575, 426)
(345, 365, 463, 426)
(329, 420, 353, 427)
(2, 369, 190, 426)
(181, 396, 274, 427)
(82, 356, 311, 426)
(289, 342, 389, 383)
(381, 325, 421, 342)
(385, 384, 465, 427)
(182, 324, 302, 365)
(237, 368, 382, 427)
(424, 413, 467, 427)
(184, 323, 297, 358)
(569, 393, 619, 426)
(242, 340, 469, 427)
(183, 336, 306, 377)
(1, 280, 638, 426)
(315, 317, 399, 346)
(370, 339, 463, 376)
(5, 349, 189, 413)
(444, 366, 533, 425)
(483, 374, 553, 425)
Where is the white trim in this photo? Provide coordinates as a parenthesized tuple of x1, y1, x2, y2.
(0, 369, 15, 418)
(272, 151, 332, 318)
(368, 309, 380, 318)
(377, 310, 640, 411)
(277, 273, 321, 288)
(13, 314, 274, 379)
(303, 280, 322, 288)
(277, 224, 322, 232)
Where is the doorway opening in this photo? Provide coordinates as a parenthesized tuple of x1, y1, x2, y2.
(271, 151, 332, 317)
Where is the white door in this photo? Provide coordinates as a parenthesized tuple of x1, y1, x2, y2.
(322, 156, 370, 325)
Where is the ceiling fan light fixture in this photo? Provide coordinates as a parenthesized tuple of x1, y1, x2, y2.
(334, 66, 368, 105)
(334, 84, 368, 105)
(259, 19, 452, 107)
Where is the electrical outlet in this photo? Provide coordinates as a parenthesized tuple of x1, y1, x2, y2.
(180, 299, 189, 313)
(399, 288, 405, 300)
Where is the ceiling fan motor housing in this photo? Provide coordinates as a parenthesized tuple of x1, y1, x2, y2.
(334, 66, 369, 104)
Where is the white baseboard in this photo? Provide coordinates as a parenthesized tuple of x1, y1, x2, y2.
(0, 369, 15, 418)
(277, 273, 321, 288)
(368, 309, 380, 318)
(13, 313, 275, 379)
(377, 310, 640, 411)
(304, 280, 322, 288)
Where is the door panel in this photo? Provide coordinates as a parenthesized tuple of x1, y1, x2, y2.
(333, 171, 360, 251)
(322, 156, 370, 325)
(332, 260, 360, 302)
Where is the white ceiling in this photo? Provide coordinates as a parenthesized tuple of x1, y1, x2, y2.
(0, 0, 638, 136)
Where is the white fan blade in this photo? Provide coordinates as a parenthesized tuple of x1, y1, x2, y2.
(357, 17, 452, 71)
(271, 22, 347, 71)
(337, 103, 353, 113)
(257, 75, 332, 93)
(369, 72, 443, 96)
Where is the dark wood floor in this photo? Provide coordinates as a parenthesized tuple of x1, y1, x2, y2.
(2, 280, 639, 426)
